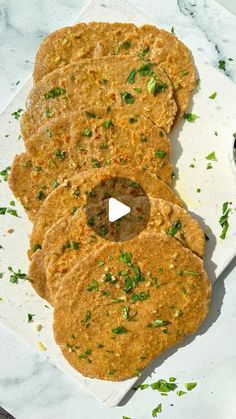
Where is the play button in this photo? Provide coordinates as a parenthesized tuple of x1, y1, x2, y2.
(85, 176, 150, 242)
(108, 198, 131, 222)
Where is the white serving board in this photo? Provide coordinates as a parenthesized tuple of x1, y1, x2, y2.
(0, 0, 236, 408)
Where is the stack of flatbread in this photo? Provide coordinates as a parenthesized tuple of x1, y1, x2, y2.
(9, 23, 211, 381)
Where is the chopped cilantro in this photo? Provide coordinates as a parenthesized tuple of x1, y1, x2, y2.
(147, 77, 167, 94)
(119, 251, 132, 264)
(185, 382, 197, 391)
(11, 108, 23, 120)
(196, 78, 201, 91)
(44, 87, 66, 99)
(87, 217, 95, 226)
(138, 63, 153, 76)
(209, 92, 217, 99)
(102, 119, 113, 128)
(180, 69, 189, 76)
(55, 149, 66, 160)
(151, 379, 177, 392)
(137, 48, 150, 60)
(91, 159, 101, 168)
(33, 243, 41, 252)
(86, 111, 98, 118)
(0, 166, 11, 181)
(131, 292, 149, 303)
(206, 162, 213, 170)
(171, 26, 175, 34)
(155, 150, 166, 158)
(166, 219, 181, 236)
(147, 319, 168, 328)
(133, 87, 141, 93)
(184, 113, 198, 122)
(28, 313, 35, 323)
(218, 60, 226, 71)
(121, 91, 135, 104)
(82, 311, 91, 325)
(99, 225, 108, 236)
(97, 260, 105, 267)
(86, 280, 99, 291)
(37, 190, 46, 200)
(140, 133, 148, 142)
(127, 69, 137, 84)
(121, 306, 129, 319)
(81, 128, 92, 137)
(205, 151, 217, 161)
(52, 180, 59, 189)
(102, 79, 108, 85)
(112, 326, 128, 334)
(152, 403, 162, 416)
(129, 116, 138, 123)
(8, 267, 29, 283)
(219, 201, 232, 239)
(196, 188, 201, 193)
(177, 390, 186, 396)
(169, 377, 176, 382)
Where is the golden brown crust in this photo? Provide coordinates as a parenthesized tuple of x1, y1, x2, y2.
(53, 231, 211, 381)
(29, 165, 182, 256)
(33, 22, 195, 114)
(42, 197, 205, 304)
(22, 56, 177, 139)
(9, 109, 173, 220)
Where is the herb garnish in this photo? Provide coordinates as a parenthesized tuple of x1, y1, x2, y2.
(205, 151, 217, 161)
(81, 128, 92, 137)
(196, 78, 201, 91)
(140, 133, 148, 142)
(0, 206, 19, 217)
(184, 113, 198, 122)
(209, 92, 217, 99)
(86, 280, 99, 291)
(219, 201, 232, 239)
(55, 149, 66, 160)
(37, 190, 46, 200)
(28, 313, 36, 323)
(33, 243, 41, 252)
(185, 382, 197, 391)
(218, 60, 226, 71)
(131, 292, 149, 303)
(0, 166, 11, 181)
(155, 150, 166, 158)
(166, 219, 181, 236)
(171, 26, 175, 34)
(82, 311, 91, 325)
(147, 319, 168, 328)
(121, 92, 135, 104)
(152, 403, 162, 416)
(8, 267, 29, 283)
(206, 162, 213, 170)
(44, 87, 66, 99)
(127, 69, 137, 84)
(112, 326, 128, 334)
(86, 111, 98, 118)
(11, 109, 23, 120)
(102, 119, 113, 128)
(177, 390, 186, 396)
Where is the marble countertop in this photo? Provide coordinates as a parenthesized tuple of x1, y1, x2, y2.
(0, 1, 236, 418)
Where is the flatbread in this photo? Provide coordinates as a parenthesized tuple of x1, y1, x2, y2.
(53, 231, 211, 380)
(33, 22, 195, 115)
(21, 56, 177, 139)
(30, 165, 181, 255)
(9, 109, 172, 220)
(29, 166, 182, 300)
(8, 118, 72, 221)
(42, 197, 205, 304)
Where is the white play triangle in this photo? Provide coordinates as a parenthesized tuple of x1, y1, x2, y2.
(108, 197, 131, 222)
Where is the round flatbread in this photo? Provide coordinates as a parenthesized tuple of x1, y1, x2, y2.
(53, 231, 211, 381)
(8, 118, 72, 221)
(9, 109, 172, 220)
(41, 197, 205, 304)
(33, 22, 195, 115)
(21, 56, 177, 139)
(29, 166, 182, 300)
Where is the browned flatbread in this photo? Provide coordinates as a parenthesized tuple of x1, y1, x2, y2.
(21, 56, 177, 140)
(33, 22, 195, 114)
(9, 109, 172, 220)
(8, 118, 71, 221)
(29, 166, 182, 300)
(42, 197, 205, 304)
(53, 231, 211, 381)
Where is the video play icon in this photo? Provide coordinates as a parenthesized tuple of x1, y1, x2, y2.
(108, 198, 131, 222)
(85, 176, 151, 242)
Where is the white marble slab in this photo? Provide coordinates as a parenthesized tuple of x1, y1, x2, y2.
(0, 0, 236, 418)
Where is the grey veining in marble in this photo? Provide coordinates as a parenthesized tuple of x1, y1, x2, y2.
(0, 1, 236, 418)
